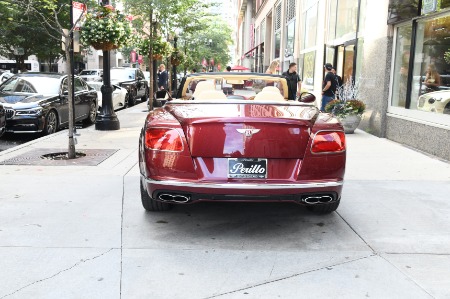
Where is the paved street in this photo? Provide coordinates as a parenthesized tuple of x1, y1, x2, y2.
(0, 102, 449, 298)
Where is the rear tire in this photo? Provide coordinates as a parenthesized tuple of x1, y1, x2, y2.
(443, 104, 450, 114)
(307, 199, 340, 214)
(141, 87, 149, 102)
(140, 179, 172, 211)
(127, 89, 136, 107)
(83, 101, 97, 125)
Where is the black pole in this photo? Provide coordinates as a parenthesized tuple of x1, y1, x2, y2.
(95, 0, 120, 131)
(153, 59, 158, 92)
(172, 36, 177, 93)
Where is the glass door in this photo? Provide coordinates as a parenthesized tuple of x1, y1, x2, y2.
(335, 40, 357, 84)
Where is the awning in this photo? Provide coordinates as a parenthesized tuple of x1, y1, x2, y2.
(244, 42, 264, 57)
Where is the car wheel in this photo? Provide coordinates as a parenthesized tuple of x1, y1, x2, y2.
(307, 199, 340, 214)
(43, 110, 58, 135)
(141, 88, 149, 102)
(123, 93, 129, 108)
(83, 101, 97, 125)
(140, 179, 172, 211)
(127, 89, 136, 107)
(444, 104, 450, 114)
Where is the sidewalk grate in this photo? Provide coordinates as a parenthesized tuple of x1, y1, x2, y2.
(0, 148, 118, 166)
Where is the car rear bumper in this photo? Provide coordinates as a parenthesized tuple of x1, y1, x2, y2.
(142, 175, 343, 203)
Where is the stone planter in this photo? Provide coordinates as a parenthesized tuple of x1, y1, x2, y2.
(338, 114, 361, 134)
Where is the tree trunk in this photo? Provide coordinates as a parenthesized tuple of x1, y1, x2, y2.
(65, 46, 76, 159)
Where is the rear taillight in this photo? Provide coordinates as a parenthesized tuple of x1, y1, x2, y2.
(311, 131, 346, 153)
(145, 128, 183, 152)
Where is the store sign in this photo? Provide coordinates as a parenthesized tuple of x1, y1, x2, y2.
(423, 0, 437, 14)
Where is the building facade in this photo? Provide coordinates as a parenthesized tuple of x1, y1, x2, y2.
(236, 0, 450, 161)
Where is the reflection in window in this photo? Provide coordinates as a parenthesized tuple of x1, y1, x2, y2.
(392, 24, 412, 108)
(336, 0, 358, 39)
(387, 0, 419, 24)
(286, 21, 295, 57)
(412, 14, 450, 116)
(328, 0, 337, 41)
(275, 32, 281, 59)
(303, 4, 318, 49)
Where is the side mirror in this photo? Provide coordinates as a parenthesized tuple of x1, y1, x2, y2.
(137, 76, 143, 80)
(298, 92, 316, 103)
(62, 90, 69, 96)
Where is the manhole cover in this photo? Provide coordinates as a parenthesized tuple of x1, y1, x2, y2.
(0, 149, 118, 166)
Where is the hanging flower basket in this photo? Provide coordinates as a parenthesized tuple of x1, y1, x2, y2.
(171, 58, 180, 66)
(91, 42, 119, 51)
(139, 36, 173, 59)
(170, 49, 185, 66)
(80, 5, 132, 51)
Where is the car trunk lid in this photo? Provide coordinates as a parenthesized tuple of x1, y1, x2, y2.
(166, 103, 318, 158)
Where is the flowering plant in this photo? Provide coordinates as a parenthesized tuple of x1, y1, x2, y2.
(138, 36, 173, 59)
(325, 78, 365, 117)
(80, 5, 132, 51)
(170, 48, 185, 66)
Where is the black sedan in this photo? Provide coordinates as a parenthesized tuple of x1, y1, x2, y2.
(0, 73, 98, 135)
(110, 67, 149, 106)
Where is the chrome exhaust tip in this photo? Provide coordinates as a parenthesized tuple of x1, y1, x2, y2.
(302, 195, 334, 205)
(158, 193, 191, 203)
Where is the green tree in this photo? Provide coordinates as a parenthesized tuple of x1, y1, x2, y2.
(181, 16, 233, 73)
(9, 0, 94, 158)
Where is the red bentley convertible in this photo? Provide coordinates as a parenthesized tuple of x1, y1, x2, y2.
(138, 73, 346, 214)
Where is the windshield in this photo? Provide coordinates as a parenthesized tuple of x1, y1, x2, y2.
(0, 76, 61, 94)
(110, 69, 135, 81)
(80, 70, 99, 76)
(181, 75, 287, 101)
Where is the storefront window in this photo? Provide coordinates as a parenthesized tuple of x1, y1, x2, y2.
(328, 0, 337, 41)
(336, 0, 358, 39)
(392, 24, 412, 108)
(286, 21, 295, 56)
(303, 4, 318, 49)
(275, 32, 281, 58)
(302, 51, 315, 90)
(412, 14, 450, 115)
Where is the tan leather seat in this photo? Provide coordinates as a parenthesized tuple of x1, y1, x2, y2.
(195, 90, 227, 100)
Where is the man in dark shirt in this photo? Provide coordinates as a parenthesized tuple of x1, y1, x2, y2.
(282, 62, 302, 100)
(157, 64, 168, 90)
(321, 63, 337, 111)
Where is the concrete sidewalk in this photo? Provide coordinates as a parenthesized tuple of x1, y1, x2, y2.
(0, 102, 449, 299)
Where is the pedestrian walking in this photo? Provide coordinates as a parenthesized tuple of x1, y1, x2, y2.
(157, 64, 168, 90)
(282, 62, 302, 101)
(321, 63, 337, 111)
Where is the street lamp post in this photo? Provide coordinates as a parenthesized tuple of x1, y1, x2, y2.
(95, 0, 120, 131)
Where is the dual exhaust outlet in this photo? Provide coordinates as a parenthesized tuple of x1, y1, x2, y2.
(301, 195, 334, 205)
(158, 193, 191, 203)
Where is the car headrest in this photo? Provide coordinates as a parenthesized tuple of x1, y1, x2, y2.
(195, 90, 227, 100)
(262, 86, 281, 93)
(192, 80, 215, 98)
(254, 91, 285, 101)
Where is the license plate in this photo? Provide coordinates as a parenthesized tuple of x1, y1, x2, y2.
(228, 158, 267, 179)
